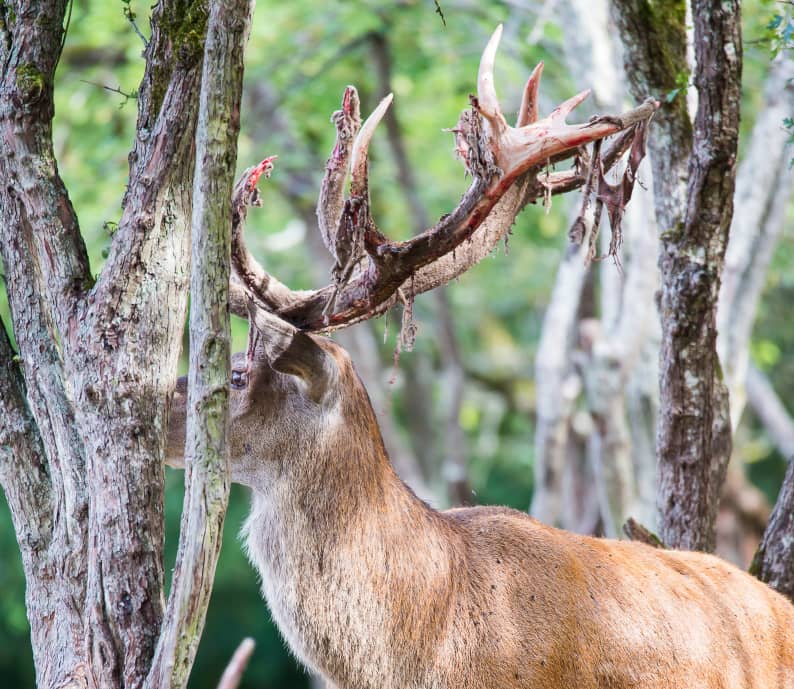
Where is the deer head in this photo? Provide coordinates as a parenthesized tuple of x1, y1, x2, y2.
(167, 308, 366, 489)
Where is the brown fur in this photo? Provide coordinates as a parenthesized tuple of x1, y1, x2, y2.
(167, 334, 794, 689)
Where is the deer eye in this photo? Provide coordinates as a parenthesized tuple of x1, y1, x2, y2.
(231, 369, 248, 389)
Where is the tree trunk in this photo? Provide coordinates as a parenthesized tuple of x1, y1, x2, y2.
(0, 0, 228, 686)
(612, 0, 742, 551)
(717, 55, 794, 428)
(146, 1, 254, 687)
(751, 459, 794, 602)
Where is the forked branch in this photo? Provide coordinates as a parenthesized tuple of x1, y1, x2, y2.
(231, 25, 657, 333)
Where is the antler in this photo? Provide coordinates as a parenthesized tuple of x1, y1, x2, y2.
(231, 25, 658, 332)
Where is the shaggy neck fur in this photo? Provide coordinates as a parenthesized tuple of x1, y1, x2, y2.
(242, 367, 465, 689)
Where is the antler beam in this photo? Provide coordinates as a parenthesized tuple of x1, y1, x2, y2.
(231, 25, 658, 332)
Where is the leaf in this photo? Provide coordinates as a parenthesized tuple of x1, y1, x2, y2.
(767, 14, 783, 31)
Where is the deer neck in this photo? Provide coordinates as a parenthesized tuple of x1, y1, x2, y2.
(242, 406, 460, 687)
(244, 413, 449, 574)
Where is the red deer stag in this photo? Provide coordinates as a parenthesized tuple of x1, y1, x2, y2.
(167, 26, 794, 689)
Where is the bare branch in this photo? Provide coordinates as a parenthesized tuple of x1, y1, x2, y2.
(0, 0, 92, 340)
(146, 1, 254, 687)
(623, 518, 665, 549)
(216, 638, 256, 689)
(0, 317, 53, 562)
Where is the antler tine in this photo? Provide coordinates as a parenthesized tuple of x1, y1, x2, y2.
(548, 88, 591, 123)
(477, 24, 507, 131)
(516, 61, 543, 127)
(317, 86, 362, 260)
(350, 93, 393, 197)
(229, 157, 309, 318)
(316, 94, 394, 325)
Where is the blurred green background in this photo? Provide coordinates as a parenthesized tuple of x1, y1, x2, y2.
(1, 1, 792, 687)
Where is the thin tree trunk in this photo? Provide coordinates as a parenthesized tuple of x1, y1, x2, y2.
(531, 240, 590, 525)
(751, 459, 794, 602)
(746, 365, 794, 464)
(717, 55, 794, 428)
(146, 1, 254, 687)
(612, 0, 742, 551)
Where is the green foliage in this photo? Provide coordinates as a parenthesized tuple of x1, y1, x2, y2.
(663, 70, 691, 104)
(753, 0, 794, 164)
(763, 10, 794, 56)
(0, 496, 35, 689)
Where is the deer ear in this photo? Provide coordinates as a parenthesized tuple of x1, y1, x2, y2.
(249, 306, 337, 404)
(271, 331, 337, 403)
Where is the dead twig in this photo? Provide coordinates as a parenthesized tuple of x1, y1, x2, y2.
(623, 517, 666, 548)
(217, 638, 256, 689)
